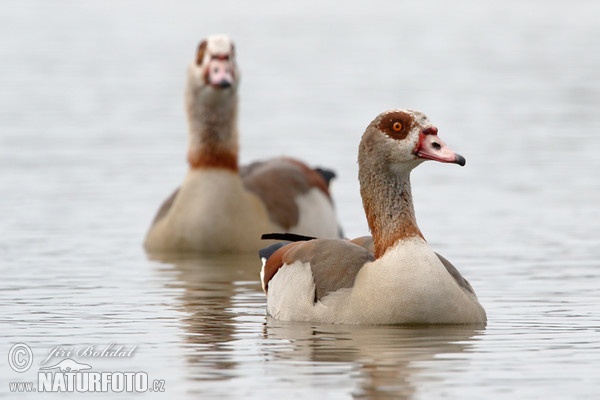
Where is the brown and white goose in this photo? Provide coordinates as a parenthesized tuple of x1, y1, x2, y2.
(144, 35, 341, 253)
(260, 109, 486, 324)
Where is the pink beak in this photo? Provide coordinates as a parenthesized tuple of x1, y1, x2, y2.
(415, 126, 466, 166)
(206, 57, 235, 88)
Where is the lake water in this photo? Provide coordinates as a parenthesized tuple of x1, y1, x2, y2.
(2, 0, 599, 398)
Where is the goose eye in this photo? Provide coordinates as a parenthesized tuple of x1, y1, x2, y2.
(378, 111, 413, 140)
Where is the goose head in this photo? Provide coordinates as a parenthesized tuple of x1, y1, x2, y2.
(359, 109, 465, 175)
(187, 34, 239, 106)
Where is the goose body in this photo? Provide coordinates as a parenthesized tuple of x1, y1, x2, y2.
(144, 35, 341, 253)
(260, 109, 486, 325)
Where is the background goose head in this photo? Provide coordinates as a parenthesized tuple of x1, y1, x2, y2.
(187, 34, 239, 107)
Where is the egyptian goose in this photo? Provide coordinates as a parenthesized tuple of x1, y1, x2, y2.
(144, 35, 341, 253)
(260, 109, 486, 324)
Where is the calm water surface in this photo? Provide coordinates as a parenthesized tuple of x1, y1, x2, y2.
(1, 0, 599, 398)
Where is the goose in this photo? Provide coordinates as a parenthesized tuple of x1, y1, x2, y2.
(260, 109, 486, 324)
(144, 35, 341, 253)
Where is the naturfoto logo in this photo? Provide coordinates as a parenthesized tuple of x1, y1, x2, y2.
(8, 343, 165, 394)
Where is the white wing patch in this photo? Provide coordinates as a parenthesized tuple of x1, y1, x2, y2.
(265, 262, 316, 321)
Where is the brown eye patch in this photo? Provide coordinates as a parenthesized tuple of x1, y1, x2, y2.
(196, 40, 208, 66)
(377, 111, 414, 140)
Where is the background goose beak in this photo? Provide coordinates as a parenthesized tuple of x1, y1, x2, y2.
(206, 58, 234, 88)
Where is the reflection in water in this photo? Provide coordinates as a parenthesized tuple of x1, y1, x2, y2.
(149, 252, 264, 383)
(150, 252, 484, 399)
(264, 319, 484, 400)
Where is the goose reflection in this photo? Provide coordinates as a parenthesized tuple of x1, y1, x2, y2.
(149, 252, 264, 381)
(263, 319, 484, 400)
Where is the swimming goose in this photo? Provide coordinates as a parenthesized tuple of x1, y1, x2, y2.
(144, 35, 341, 253)
(260, 109, 486, 324)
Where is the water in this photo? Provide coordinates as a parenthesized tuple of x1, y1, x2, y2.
(1, 0, 599, 398)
